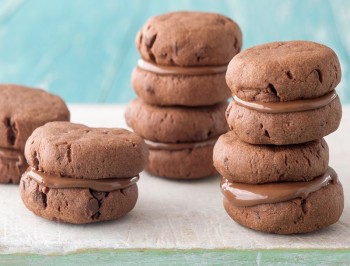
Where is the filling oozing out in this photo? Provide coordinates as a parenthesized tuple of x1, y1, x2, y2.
(221, 167, 337, 207)
(233, 91, 337, 113)
(25, 168, 139, 192)
(137, 59, 227, 76)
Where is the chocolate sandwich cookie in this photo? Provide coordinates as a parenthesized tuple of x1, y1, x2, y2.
(214, 131, 329, 184)
(125, 99, 228, 179)
(20, 122, 148, 224)
(221, 167, 344, 234)
(225, 41, 342, 145)
(133, 11, 242, 106)
(0, 84, 69, 184)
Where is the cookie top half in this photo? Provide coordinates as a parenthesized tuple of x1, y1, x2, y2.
(25, 122, 148, 179)
(214, 131, 329, 183)
(226, 41, 341, 102)
(136, 11, 242, 66)
(0, 84, 70, 150)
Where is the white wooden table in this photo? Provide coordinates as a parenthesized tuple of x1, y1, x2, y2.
(0, 105, 349, 262)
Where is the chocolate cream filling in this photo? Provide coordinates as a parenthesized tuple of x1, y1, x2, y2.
(0, 148, 26, 173)
(221, 167, 337, 207)
(145, 137, 218, 151)
(25, 168, 139, 192)
(233, 91, 337, 113)
(137, 59, 227, 76)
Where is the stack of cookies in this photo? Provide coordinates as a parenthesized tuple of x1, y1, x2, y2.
(214, 41, 344, 234)
(125, 11, 242, 179)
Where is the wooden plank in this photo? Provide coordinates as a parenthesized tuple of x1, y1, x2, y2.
(1, 249, 350, 265)
(0, 105, 349, 255)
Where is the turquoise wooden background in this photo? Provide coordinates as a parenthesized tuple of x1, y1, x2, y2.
(0, 0, 349, 103)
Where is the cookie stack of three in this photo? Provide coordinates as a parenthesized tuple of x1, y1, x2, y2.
(125, 11, 242, 179)
(214, 41, 344, 234)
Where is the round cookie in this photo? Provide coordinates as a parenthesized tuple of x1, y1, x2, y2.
(223, 179, 344, 234)
(125, 98, 228, 143)
(226, 41, 341, 102)
(137, 11, 242, 66)
(25, 122, 148, 179)
(226, 96, 342, 145)
(146, 142, 217, 179)
(0, 84, 70, 150)
(0, 84, 70, 184)
(20, 122, 148, 224)
(214, 131, 329, 184)
(132, 67, 230, 106)
(20, 175, 138, 224)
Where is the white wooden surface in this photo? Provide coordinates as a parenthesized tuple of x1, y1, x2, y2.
(0, 104, 349, 254)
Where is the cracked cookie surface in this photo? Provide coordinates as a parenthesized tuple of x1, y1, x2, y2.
(226, 41, 341, 102)
(136, 11, 242, 66)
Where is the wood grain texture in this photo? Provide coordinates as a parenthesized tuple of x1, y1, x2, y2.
(0, 0, 349, 103)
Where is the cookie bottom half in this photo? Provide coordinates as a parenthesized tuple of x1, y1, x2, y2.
(20, 175, 138, 224)
(223, 180, 344, 234)
(146, 144, 217, 179)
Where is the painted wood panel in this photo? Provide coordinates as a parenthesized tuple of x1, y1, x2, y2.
(0, 0, 349, 103)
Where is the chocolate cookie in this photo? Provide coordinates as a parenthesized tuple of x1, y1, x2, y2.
(20, 122, 148, 224)
(222, 168, 344, 234)
(125, 98, 228, 143)
(132, 67, 230, 106)
(226, 41, 341, 102)
(25, 122, 148, 178)
(0, 84, 70, 183)
(226, 95, 342, 145)
(214, 131, 329, 184)
(146, 139, 217, 179)
(137, 11, 242, 66)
